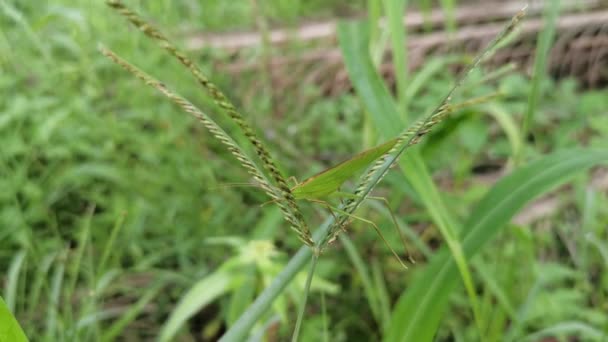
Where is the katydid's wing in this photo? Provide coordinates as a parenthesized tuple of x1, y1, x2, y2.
(292, 138, 397, 200)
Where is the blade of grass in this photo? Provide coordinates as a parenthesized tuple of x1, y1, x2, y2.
(27, 252, 57, 321)
(45, 256, 65, 341)
(219, 217, 334, 342)
(338, 19, 484, 336)
(519, 321, 605, 342)
(291, 252, 318, 342)
(384, 0, 409, 120)
(160, 270, 244, 342)
(440, 0, 456, 34)
(340, 234, 381, 323)
(485, 103, 522, 166)
(339, 20, 404, 134)
(97, 211, 126, 278)
(321, 292, 328, 342)
(371, 258, 391, 332)
(66, 205, 95, 309)
(368, 0, 382, 50)
(504, 274, 544, 341)
(386, 148, 608, 342)
(517, 0, 560, 165)
(101, 280, 166, 342)
(0, 0, 51, 62)
(419, 0, 433, 32)
(402, 56, 463, 110)
(4, 250, 26, 312)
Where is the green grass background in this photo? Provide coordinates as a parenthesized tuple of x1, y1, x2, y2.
(1, 0, 608, 341)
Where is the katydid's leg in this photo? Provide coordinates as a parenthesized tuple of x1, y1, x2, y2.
(306, 198, 350, 234)
(315, 199, 344, 243)
(365, 196, 416, 264)
(306, 198, 409, 270)
(287, 176, 299, 187)
(333, 192, 415, 264)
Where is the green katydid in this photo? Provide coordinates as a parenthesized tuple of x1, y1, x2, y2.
(223, 93, 490, 269)
(283, 93, 500, 267)
(286, 137, 413, 268)
(291, 138, 398, 199)
(290, 92, 500, 201)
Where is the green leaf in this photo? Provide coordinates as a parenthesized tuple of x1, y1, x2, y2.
(226, 271, 256, 326)
(518, 0, 560, 164)
(293, 138, 397, 199)
(383, 0, 408, 119)
(0, 296, 28, 342)
(339, 17, 483, 335)
(385, 148, 608, 342)
(160, 270, 243, 342)
(339, 20, 403, 132)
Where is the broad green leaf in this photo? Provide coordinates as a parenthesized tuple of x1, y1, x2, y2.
(0, 296, 28, 342)
(292, 138, 397, 200)
(340, 15, 526, 339)
(384, 0, 408, 118)
(386, 148, 608, 342)
(338, 21, 404, 132)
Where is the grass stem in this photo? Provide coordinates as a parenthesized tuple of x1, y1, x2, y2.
(291, 251, 319, 342)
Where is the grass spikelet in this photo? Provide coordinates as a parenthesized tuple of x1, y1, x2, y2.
(321, 8, 526, 248)
(99, 46, 313, 246)
(104, 0, 312, 246)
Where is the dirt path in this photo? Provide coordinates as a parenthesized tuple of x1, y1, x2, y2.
(184, 0, 601, 50)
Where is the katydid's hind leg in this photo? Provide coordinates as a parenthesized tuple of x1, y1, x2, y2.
(306, 198, 350, 234)
(367, 196, 416, 264)
(288, 176, 299, 187)
(309, 197, 409, 270)
(333, 192, 415, 265)
(345, 211, 409, 270)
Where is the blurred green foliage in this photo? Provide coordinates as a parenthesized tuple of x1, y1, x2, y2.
(1, 0, 607, 341)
